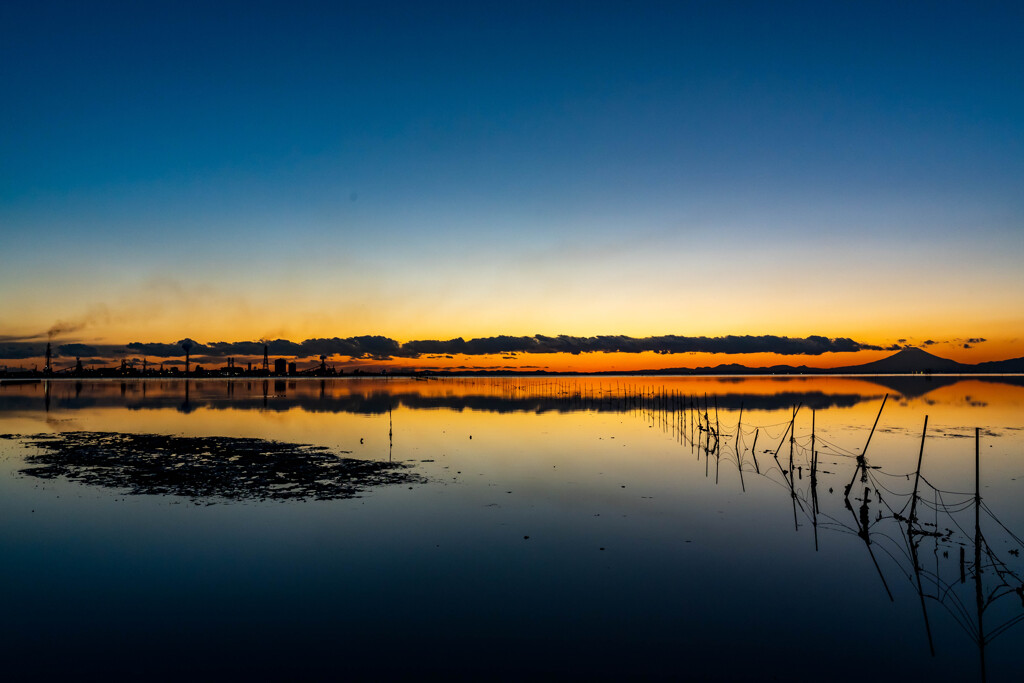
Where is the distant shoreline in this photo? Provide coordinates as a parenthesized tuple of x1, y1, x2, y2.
(4, 371, 1024, 383)
(4, 347, 1021, 380)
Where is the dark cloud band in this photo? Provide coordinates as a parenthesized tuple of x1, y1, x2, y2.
(4, 334, 958, 362)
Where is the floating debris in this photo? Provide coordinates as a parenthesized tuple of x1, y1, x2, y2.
(10, 431, 423, 503)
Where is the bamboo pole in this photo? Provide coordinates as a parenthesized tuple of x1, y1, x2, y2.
(788, 404, 796, 477)
(771, 403, 801, 477)
(845, 394, 888, 498)
(810, 409, 816, 484)
(975, 427, 986, 683)
(735, 401, 743, 454)
(750, 429, 760, 474)
(907, 415, 934, 655)
(909, 416, 929, 523)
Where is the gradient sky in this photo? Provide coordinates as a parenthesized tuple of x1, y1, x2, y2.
(2, 1, 1022, 369)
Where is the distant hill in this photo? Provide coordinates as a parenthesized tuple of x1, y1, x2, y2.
(972, 356, 1024, 373)
(619, 346, 1020, 376)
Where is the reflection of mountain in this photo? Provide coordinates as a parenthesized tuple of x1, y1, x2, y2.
(859, 374, 1024, 398)
(855, 375, 967, 398)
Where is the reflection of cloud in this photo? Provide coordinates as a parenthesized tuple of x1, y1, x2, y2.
(0, 385, 887, 415)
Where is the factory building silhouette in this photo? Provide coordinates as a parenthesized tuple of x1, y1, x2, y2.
(4, 342, 389, 379)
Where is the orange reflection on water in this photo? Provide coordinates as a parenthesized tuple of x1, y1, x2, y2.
(2, 374, 1022, 534)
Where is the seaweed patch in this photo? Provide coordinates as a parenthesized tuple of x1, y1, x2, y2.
(10, 431, 423, 502)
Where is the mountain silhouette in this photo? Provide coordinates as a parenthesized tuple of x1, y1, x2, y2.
(832, 346, 966, 374)
(642, 346, 1021, 376)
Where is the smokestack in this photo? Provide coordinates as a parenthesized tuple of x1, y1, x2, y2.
(181, 339, 193, 376)
(44, 342, 52, 375)
(263, 344, 269, 373)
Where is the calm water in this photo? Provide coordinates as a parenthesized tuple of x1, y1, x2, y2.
(1, 376, 1022, 681)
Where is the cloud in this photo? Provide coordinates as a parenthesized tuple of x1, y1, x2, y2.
(0, 333, 925, 362)
(57, 343, 100, 357)
(0, 343, 47, 360)
(126, 339, 207, 357)
(0, 339, 132, 359)
(395, 334, 883, 357)
(123, 337, 404, 360)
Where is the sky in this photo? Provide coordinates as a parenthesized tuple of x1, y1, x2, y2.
(1, 1, 1022, 371)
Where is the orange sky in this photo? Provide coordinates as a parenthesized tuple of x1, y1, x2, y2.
(6, 331, 1021, 374)
(2, 2, 1023, 377)
(41, 347, 1010, 374)
(326, 345, 1017, 373)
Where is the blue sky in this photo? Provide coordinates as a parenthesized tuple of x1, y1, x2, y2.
(1, 1, 1022, 364)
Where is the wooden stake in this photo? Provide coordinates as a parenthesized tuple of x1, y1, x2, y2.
(975, 428, 987, 682)
(845, 394, 888, 498)
(909, 416, 929, 523)
(750, 429, 760, 474)
(788, 404, 796, 477)
(714, 394, 720, 450)
(735, 401, 744, 455)
(907, 415, 934, 655)
(771, 402, 802, 477)
(810, 409, 816, 483)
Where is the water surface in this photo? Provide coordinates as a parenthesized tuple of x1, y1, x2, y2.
(1, 376, 1022, 680)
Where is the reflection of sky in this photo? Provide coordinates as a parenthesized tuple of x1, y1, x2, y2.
(1, 375, 1021, 678)
(4, 375, 1023, 514)
(1, 3, 1022, 359)
(5, 374, 1024, 433)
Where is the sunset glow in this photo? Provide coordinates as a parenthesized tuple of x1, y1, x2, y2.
(1, 2, 1021, 372)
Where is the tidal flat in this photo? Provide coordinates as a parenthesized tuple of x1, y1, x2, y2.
(1, 376, 1022, 681)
